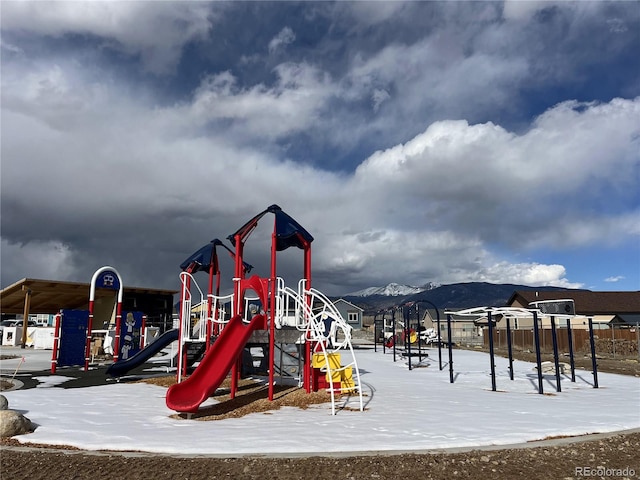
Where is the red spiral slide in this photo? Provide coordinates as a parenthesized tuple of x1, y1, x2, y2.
(166, 314, 267, 413)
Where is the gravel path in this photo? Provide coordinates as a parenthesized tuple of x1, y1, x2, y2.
(2, 430, 639, 480)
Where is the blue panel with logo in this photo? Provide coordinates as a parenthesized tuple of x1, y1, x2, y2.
(119, 311, 143, 360)
(95, 270, 120, 291)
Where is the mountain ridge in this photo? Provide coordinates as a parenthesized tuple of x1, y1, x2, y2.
(346, 282, 439, 297)
(336, 282, 577, 314)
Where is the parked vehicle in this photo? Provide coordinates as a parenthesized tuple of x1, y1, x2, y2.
(0, 319, 37, 338)
(0, 319, 16, 337)
(12, 320, 37, 327)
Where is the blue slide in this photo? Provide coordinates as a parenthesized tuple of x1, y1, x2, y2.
(106, 329, 179, 377)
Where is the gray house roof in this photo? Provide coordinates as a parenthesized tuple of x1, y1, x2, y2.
(333, 298, 364, 311)
(616, 313, 640, 326)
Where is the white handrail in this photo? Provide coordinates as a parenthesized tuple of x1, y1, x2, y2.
(208, 293, 235, 326)
(176, 272, 210, 383)
(179, 272, 208, 341)
(272, 277, 364, 414)
(243, 296, 261, 323)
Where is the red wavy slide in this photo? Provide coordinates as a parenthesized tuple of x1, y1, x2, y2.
(166, 314, 267, 413)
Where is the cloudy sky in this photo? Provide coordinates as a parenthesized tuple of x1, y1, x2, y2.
(1, 1, 639, 296)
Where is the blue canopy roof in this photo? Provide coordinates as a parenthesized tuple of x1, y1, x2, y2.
(180, 239, 252, 273)
(228, 204, 314, 251)
(179, 241, 217, 273)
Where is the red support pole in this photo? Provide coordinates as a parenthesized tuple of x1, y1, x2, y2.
(84, 300, 95, 371)
(230, 345, 239, 399)
(141, 315, 147, 350)
(177, 273, 191, 383)
(206, 263, 214, 350)
(305, 337, 312, 392)
(304, 243, 312, 393)
(176, 279, 185, 383)
(112, 301, 123, 363)
(268, 226, 278, 401)
(230, 356, 240, 399)
(215, 273, 221, 333)
(230, 233, 245, 399)
(182, 349, 188, 378)
(234, 233, 244, 315)
(51, 312, 62, 374)
(213, 272, 221, 337)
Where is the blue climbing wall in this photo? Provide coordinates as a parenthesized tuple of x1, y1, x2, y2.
(58, 309, 89, 367)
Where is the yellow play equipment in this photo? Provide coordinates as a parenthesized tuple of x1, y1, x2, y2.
(312, 352, 355, 392)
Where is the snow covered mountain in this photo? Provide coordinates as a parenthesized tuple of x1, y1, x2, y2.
(347, 282, 439, 297)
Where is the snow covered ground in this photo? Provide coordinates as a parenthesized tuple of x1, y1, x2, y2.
(1, 346, 638, 455)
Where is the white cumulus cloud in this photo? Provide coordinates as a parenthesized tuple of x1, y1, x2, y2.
(604, 276, 625, 283)
(268, 27, 295, 54)
(0, 2, 215, 74)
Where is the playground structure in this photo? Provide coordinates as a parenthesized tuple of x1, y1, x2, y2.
(165, 205, 364, 415)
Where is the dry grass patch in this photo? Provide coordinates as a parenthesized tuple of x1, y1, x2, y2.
(135, 375, 178, 388)
(0, 379, 15, 391)
(137, 375, 335, 421)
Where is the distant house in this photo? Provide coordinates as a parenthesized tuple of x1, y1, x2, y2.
(505, 290, 640, 330)
(332, 298, 364, 330)
(423, 309, 483, 344)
